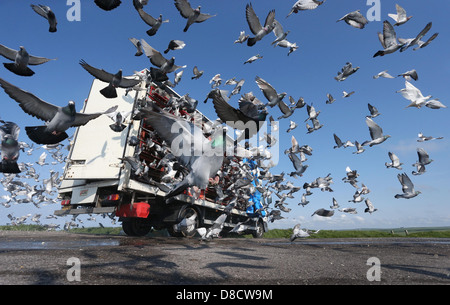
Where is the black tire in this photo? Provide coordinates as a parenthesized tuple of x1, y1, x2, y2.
(252, 221, 265, 238)
(167, 205, 200, 238)
(122, 218, 152, 236)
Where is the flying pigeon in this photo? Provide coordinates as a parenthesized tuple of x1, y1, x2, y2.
(335, 62, 359, 81)
(174, 0, 215, 32)
(244, 54, 263, 64)
(339, 208, 357, 214)
(234, 31, 249, 44)
(255, 76, 287, 107)
(105, 109, 132, 132)
(275, 39, 299, 56)
(140, 107, 225, 199)
(413, 33, 439, 51)
(79, 60, 141, 99)
(290, 224, 309, 241)
(413, 148, 433, 167)
(395, 172, 421, 199)
(398, 69, 418, 81)
(133, 1, 169, 37)
(385, 152, 403, 170)
(191, 66, 204, 80)
(197, 213, 227, 240)
(373, 20, 404, 57)
(342, 91, 355, 98)
(396, 81, 433, 108)
(373, 70, 395, 79)
(30, 4, 57, 32)
(245, 3, 276, 46)
(330, 197, 340, 209)
(388, 4, 412, 26)
(211, 89, 267, 142)
(367, 103, 381, 118)
(140, 39, 187, 75)
(361, 117, 390, 147)
(0, 78, 118, 144)
(94, 0, 121, 11)
(287, 0, 326, 18)
(399, 22, 433, 52)
(271, 19, 290, 46)
(337, 10, 368, 29)
(129, 38, 143, 56)
(164, 40, 186, 54)
(0, 121, 21, 173)
(288, 152, 308, 177)
(0, 44, 55, 77)
(417, 132, 443, 142)
(311, 208, 334, 217)
(326, 93, 335, 104)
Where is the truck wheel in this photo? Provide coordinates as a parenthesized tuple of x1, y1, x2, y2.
(122, 218, 151, 236)
(168, 205, 199, 238)
(252, 221, 265, 238)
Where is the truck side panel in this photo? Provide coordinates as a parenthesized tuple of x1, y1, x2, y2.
(63, 78, 143, 180)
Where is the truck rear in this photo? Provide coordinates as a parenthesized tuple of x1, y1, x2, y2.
(55, 71, 268, 238)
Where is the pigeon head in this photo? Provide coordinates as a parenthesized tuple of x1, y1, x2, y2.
(63, 100, 76, 116)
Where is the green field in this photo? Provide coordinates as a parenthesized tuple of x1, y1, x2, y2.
(1, 225, 450, 238)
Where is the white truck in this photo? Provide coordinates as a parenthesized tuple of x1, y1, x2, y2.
(54, 71, 268, 238)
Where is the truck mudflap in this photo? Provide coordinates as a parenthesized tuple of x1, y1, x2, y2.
(116, 202, 150, 218)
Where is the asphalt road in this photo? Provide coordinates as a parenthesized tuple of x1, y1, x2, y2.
(0, 230, 449, 285)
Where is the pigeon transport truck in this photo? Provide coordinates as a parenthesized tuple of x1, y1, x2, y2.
(54, 71, 268, 238)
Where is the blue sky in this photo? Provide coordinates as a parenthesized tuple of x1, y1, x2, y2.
(0, 0, 449, 230)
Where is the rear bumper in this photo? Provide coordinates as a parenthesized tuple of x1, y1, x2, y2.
(54, 206, 116, 216)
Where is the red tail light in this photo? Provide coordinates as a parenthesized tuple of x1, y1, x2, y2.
(61, 199, 71, 206)
(106, 194, 120, 201)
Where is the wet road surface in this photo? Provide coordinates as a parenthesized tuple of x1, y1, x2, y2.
(0, 230, 449, 285)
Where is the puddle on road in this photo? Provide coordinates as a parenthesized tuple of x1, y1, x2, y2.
(0, 240, 120, 250)
(263, 240, 450, 246)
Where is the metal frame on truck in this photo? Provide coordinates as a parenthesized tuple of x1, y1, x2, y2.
(55, 70, 268, 238)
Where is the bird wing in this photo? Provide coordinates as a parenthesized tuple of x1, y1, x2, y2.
(278, 100, 291, 115)
(140, 39, 167, 67)
(79, 60, 114, 83)
(412, 22, 432, 45)
(0, 77, 58, 122)
(0, 44, 18, 61)
(382, 20, 398, 48)
(263, 9, 276, 28)
(245, 3, 262, 35)
(174, 0, 194, 19)
(255, 76, 278, 102)
(117, 78, 141, 88)
(195, 12, 215, 23)
(72, 105, 118, 127)
(395, 4, 407, 20)
(30, 4, 50, 20)
(399, 173, 415, 193)
(137, 8, 157, 26)
(212, 91, 250, 123)
(366, 117, 383, 139)
(27, 54, 55, 66)
(417, 148, 429, 164)
(272, 19, 284, 39)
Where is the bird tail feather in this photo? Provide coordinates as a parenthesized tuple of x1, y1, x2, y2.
(100, 85, 118, 99)
(109, 123, 126, 132)
(25, 126, 68, 145)
(247, 37, 257, 47)
(0, 161, 21, 174)
(165, 179, 190, 199)
(146, 28, 157, 36)
(3, 63, 35, 76)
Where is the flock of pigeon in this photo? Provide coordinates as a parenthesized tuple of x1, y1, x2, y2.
(0, 1, 446, 239)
